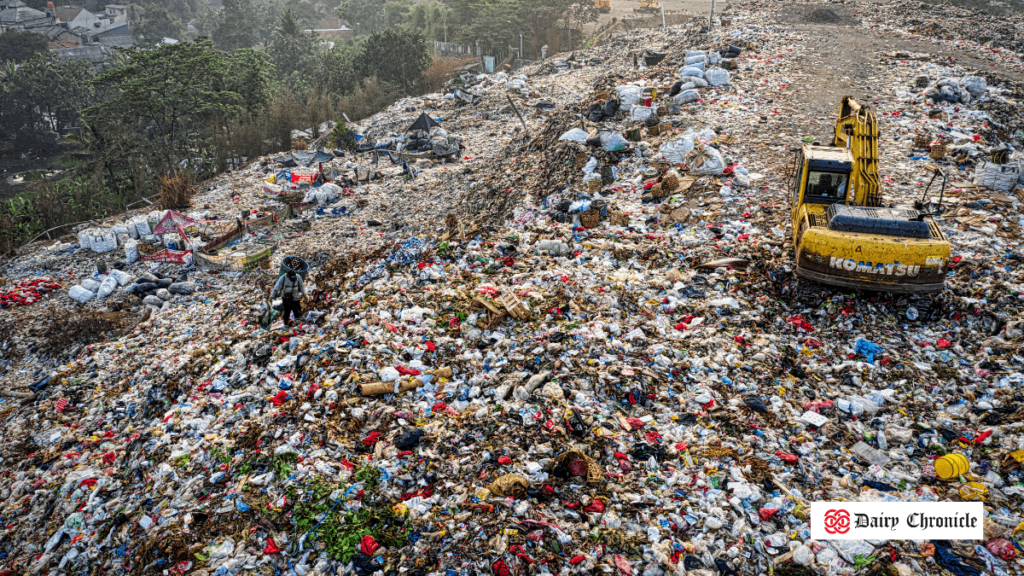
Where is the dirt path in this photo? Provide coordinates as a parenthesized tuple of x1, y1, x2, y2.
(766, 3, 1024, 142)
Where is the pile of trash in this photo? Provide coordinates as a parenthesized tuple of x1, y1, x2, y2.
(2, 2, 1024, 576)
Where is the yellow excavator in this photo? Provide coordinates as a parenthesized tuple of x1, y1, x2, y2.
(790, 97, 951, 293)
(594, 0, 611, 13)
(635, 0, 662, 12)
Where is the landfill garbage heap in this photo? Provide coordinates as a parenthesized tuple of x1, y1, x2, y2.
(2, 0, 1024, 575)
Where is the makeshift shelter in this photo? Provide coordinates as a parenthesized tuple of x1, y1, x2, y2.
(406, 112, 440, 134)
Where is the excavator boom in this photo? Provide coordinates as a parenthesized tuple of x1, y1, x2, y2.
(834, 97, 881, 207)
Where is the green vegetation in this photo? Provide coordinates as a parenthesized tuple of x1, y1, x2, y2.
(272, 452, 300, 478)
(329, 121, 359, 151)
(354, 465, 383, 487)
(0, 0, 600, 254)
(291, 475, 409, 562)
(0, 29, 50, 64)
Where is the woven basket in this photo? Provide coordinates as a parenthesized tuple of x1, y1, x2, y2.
(984, 518, 1007, 540)
(647, 124, 663, 137)
(914, 135, 930, 149)
(575, 152, 589, 167)
(489, 474, 529, 497)
(662, 175, 679, 191)
(656, 105, 668, 116)
(930, 143, 947, 160)
(651, 183, 666, 198)
(553, 449, 603, 483)
(581, 210, 600, 229)
(609, 211, 629, 226)
(588, 178, 602, 193)
(654, 161, 671, 174)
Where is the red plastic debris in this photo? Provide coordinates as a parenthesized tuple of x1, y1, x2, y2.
(360, 535, 380, 555)
(0, 277, 61, 308)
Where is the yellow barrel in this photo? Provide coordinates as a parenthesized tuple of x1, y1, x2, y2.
(959, 482, 988, 501)
(935, 454, 970, 479)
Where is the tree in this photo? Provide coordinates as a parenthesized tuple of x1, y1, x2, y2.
(404, 2, 449, 42)
(84, 40, 240, 175)
(213, 0, 259, 50)
(0, 55, 94, 154)
(320, 44, 359, 98)
(354, 29, 430, 94)
(130, 4, 184, 46)
(160, 0, 204, 24)
(268, 9, 327, 90)
(336, 0, 385, 35)
(225, 49, 276, 112)
(0, 29, 49, 63)
(562, 1, 598, 47)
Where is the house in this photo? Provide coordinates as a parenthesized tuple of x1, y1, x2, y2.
(53, 6, 102, 30)
(103, 4, 134, 24)
(308, 16, 353, 41)
(92, 22, 132, 47)
(51, 43, 108, 66)
(0, 0, 55, 31)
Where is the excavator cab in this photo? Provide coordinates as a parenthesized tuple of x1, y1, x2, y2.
(791, 145, 853, 207)
(790, 97, 951, 293)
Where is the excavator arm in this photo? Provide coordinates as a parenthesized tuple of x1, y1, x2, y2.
(834, 96, 881, 207)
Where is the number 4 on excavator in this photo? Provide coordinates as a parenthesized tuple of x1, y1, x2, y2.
(790, 96, 951, 293)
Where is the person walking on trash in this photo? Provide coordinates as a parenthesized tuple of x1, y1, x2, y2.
(271, 270, 307, 326)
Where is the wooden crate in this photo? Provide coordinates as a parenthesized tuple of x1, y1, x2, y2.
(497, 292, 531, 321)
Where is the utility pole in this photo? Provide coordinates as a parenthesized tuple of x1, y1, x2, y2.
(709, 0, 716, 32)
(661, 2, 665, 28)
(507, 20, 524, 65)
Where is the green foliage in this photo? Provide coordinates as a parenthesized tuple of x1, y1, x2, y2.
(328, 121, 358, 150)
(213, 0, 260, 51)
(225, 49, 277, 112)
(0, 55, 94, 154)
(209, 448, 232, 465)
(319, 44, 359, 97)
(272, 452, 300, 478)
(336, 0, 385, 35)
(354, 465, 382, 487)
(442, 0, 595, 56)
(0, 29, 49, 63)
(354, 29, 431, 94)
(288, 474, 409, 563)
(297, 501, 409, 563)
(130, 4, 184, 46)
(160, 0, 206, 23)
(403, 1, 450, 41)
(85, 40, 241, 176)
(269, 14, 328, 89)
